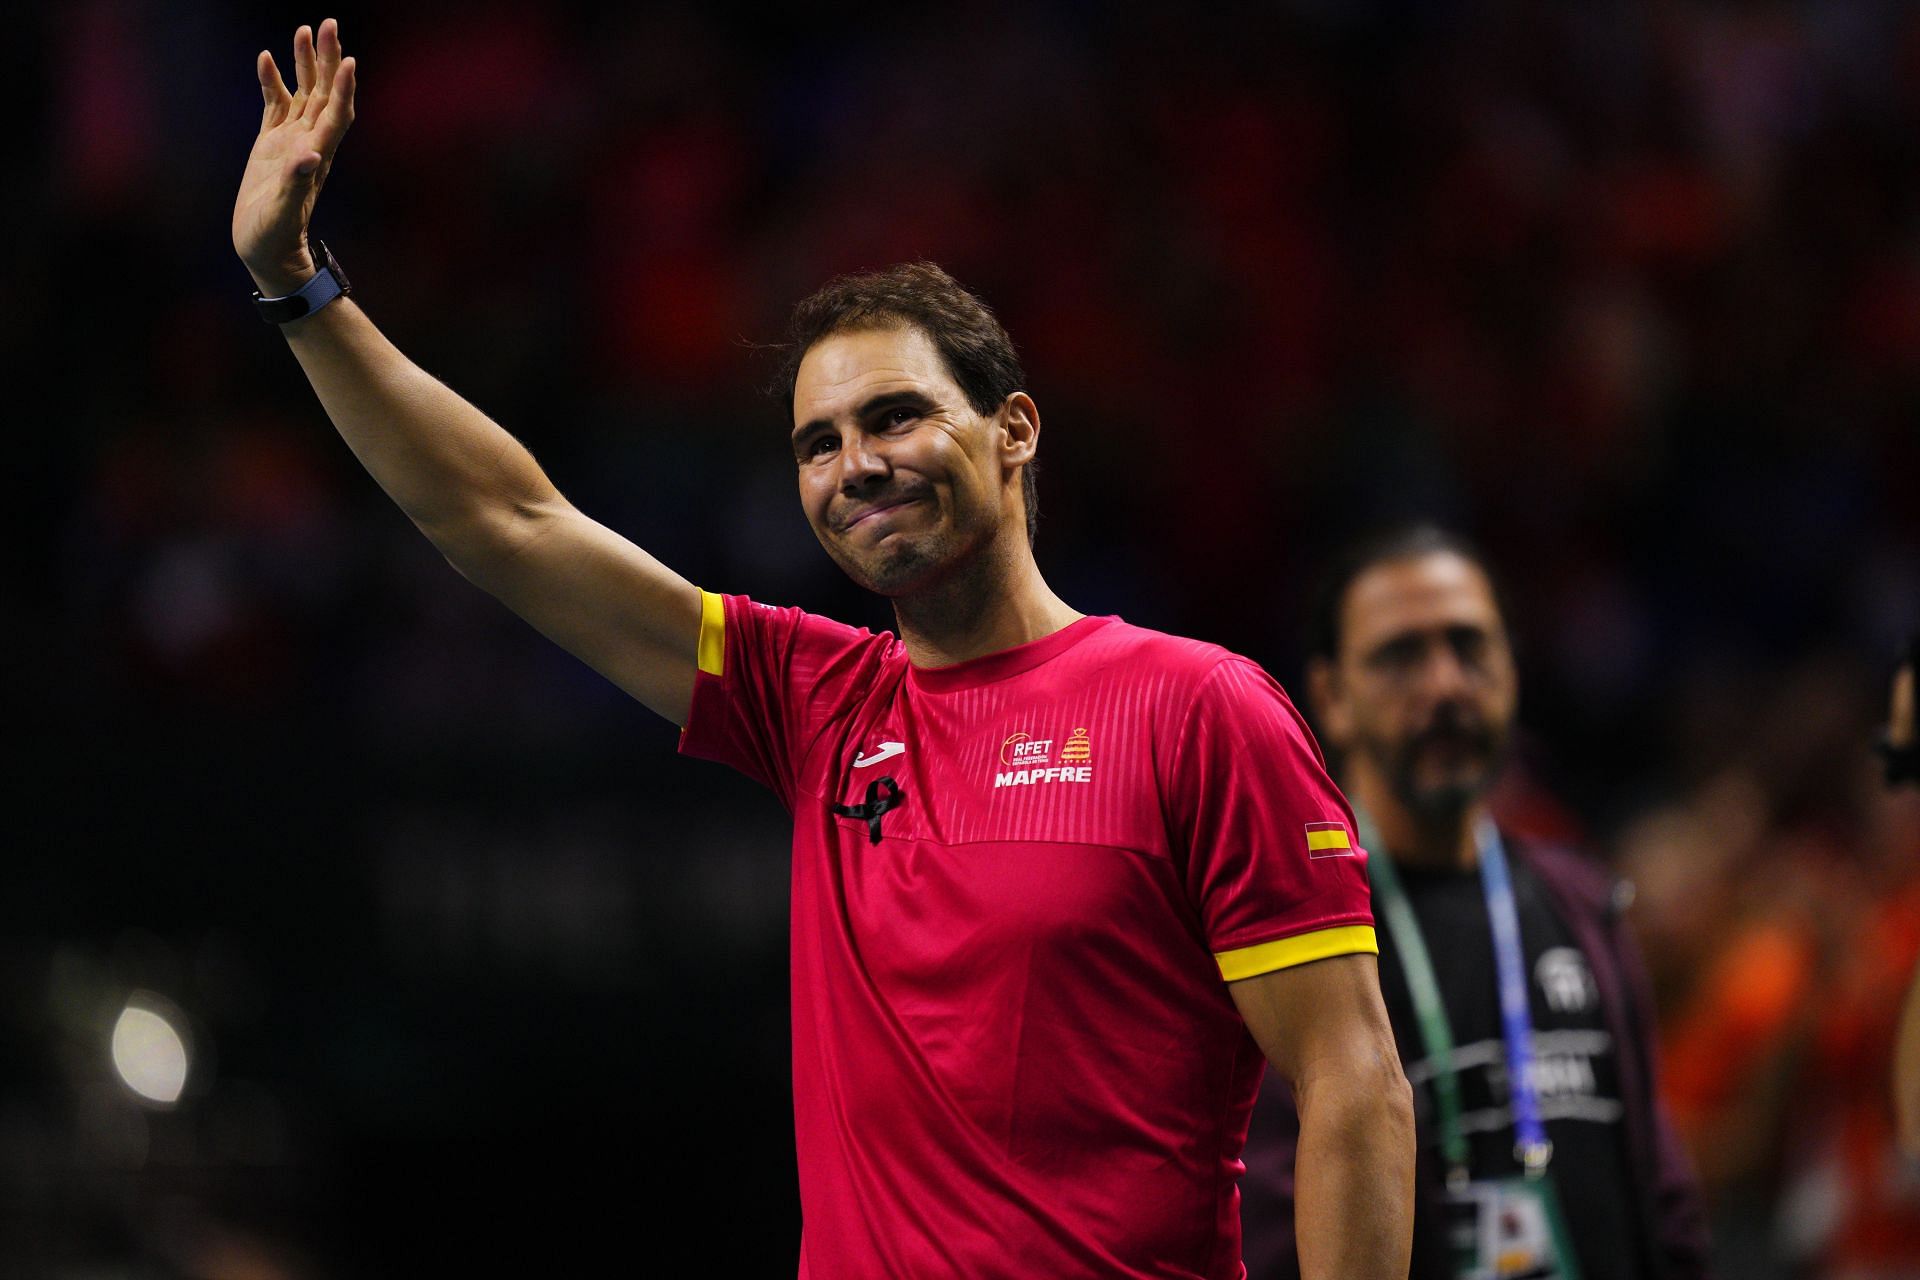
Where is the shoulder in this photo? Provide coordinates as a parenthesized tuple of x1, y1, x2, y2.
(1089, 624, 1326, 770)
(1091, 618, 1276, 692)
(1079, 622, 1316, 742)
(716, 593, 908, 702)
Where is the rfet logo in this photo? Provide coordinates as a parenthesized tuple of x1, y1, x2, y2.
(995, 728, 1093, 789)
(1001, 732, 1054, 767)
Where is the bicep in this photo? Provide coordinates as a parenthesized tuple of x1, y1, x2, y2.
(1228, 952, 1400, 1087)
(458, 499, 704, 725)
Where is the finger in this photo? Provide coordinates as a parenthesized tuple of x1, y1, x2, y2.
(316, 18, 340, 79)
(258, 49, 291, 101)
(257, 50, 292, 124)
(307, 18, 340, 121)
(322, 57, 356, 135)
(293, 24, 316, 96)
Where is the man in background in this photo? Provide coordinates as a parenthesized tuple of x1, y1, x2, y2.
(1239, 525, 1710, 1279)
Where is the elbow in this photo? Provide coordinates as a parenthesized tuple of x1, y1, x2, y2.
(1299, 1044, 1413, 1147)
(1392, 1065, 1415, 1150)
(1357, 1055, 1415, 1192)
(1353, 1050, 1415, 1158)
(426, 494, 570, 582)
(1346, 1033, 1412, 1121)
(1375, 1052, 1415, 1144)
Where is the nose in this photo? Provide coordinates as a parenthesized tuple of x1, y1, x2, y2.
(1417, 639, 1474, 702)
(835, 430, 889, 494)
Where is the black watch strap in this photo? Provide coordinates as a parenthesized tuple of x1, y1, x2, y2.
(252, 240, 352, 324)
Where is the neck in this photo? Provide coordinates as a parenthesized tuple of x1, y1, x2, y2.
(1348, 757, 1483, 872)
(892, 526, 1081, 668)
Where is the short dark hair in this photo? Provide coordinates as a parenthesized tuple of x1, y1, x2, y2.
(1306, 524, 1511, 662)
(779, 262, 1038, 545)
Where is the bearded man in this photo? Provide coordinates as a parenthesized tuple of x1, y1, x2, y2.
(1239, 526, 1710, 1280)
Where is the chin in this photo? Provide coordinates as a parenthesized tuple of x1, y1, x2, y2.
(830, 534, 944, 597)
(1398, 763, 1492, 821)
(824, 508, 1000, 599)
(1406, 785, 1482, 822)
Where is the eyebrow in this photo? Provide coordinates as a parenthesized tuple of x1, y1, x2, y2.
(791, 390, 934, 449)
(1364, 632, 1427, 663)
(1363, 621, 1493, 663)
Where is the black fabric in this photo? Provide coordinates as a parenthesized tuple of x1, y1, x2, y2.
(1381, 858, 1642, 1280)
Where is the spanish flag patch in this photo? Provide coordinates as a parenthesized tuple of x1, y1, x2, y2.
(1305, 820, 1355, 859)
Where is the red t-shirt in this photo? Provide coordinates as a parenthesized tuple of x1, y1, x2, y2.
(680, 593, 1375, 1278)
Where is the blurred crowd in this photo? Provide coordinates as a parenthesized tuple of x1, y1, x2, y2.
(11, 0, 1919, 1274)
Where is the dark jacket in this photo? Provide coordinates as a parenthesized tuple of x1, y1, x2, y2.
(1238, 835, 1713, 1280)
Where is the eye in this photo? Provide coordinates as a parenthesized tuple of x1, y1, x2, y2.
(883, 406, 918, 429)
(1370, 636, 1425, 673)
(1448, 627, 1490, 668)
(806, 435, 839, 459)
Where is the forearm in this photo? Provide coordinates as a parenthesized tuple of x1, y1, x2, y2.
(267, 289, 562, 562)
(1291, 1059, 1415, 1280)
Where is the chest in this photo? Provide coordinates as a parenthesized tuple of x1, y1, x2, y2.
(1380, 867, 1622, 1130)
(803, 680, 1175, 855)
(787, 679, 1204, 985)
(1384, 869, 1604, 1037)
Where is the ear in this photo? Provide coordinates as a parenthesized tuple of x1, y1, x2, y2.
(1305, 655, 1354, 751)
(999, 392, 1040, 477)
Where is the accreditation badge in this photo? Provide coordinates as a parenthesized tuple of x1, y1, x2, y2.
(1441, 1176, 1581, 1280)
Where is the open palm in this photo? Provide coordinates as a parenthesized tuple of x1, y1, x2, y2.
(232, 19, 356, 290)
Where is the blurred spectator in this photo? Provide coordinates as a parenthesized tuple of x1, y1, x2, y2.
(1623, 654, 1920, 1277)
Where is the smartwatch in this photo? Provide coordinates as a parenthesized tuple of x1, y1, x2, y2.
(253, 240, 352, 324)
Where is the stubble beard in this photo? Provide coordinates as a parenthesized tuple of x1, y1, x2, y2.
(821, 487, 1013, 602)
(840, 533, 942, 596)
(1374, 715, 1509, 828)
(824, 505, 990, 599)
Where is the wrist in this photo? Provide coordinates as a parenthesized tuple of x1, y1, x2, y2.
(246, 248, 318, 299)
(252, 240, 351, 325)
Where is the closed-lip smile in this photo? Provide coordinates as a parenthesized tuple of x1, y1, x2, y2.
(842, 495, 918, 531)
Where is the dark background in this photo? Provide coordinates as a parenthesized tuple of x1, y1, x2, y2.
(10, 1, 1919, 1275)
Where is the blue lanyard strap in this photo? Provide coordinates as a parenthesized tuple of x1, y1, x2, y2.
(1476, 818, 1553, 1176)
(1362, 811, 1553, 1181)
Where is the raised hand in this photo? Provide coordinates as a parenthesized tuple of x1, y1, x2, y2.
(232, 19, 357, 296)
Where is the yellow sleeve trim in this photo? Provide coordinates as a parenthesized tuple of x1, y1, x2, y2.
(1216, 925, 1378, 983)
(696, 590, 726, 677)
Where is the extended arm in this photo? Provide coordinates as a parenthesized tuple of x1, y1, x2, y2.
(231, 20, 700, 724)
(1230, 953, 1414, 1280)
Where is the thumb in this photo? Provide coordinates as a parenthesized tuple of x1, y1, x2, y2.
(291, 151, 323, 179)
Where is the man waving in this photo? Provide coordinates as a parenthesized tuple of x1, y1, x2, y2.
(234, 21, 1412, 1277)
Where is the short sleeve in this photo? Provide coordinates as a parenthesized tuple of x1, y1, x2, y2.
(677, 592, 890, 811)
(1166, 657, 1377, 982)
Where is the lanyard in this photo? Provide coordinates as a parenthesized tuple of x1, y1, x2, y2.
(1361, 812, 1553, 1186)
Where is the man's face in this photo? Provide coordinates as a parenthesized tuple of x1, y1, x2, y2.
(791, 326, 1021, 596)
(1319, 552, 1519, 821)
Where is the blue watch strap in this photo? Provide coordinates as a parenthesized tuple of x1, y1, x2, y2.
(252, 241, 351, 324)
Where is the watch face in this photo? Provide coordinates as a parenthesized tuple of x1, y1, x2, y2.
(314, 241, 349, 294)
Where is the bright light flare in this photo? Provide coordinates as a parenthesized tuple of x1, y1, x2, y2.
(110, 998, 189, 1106)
